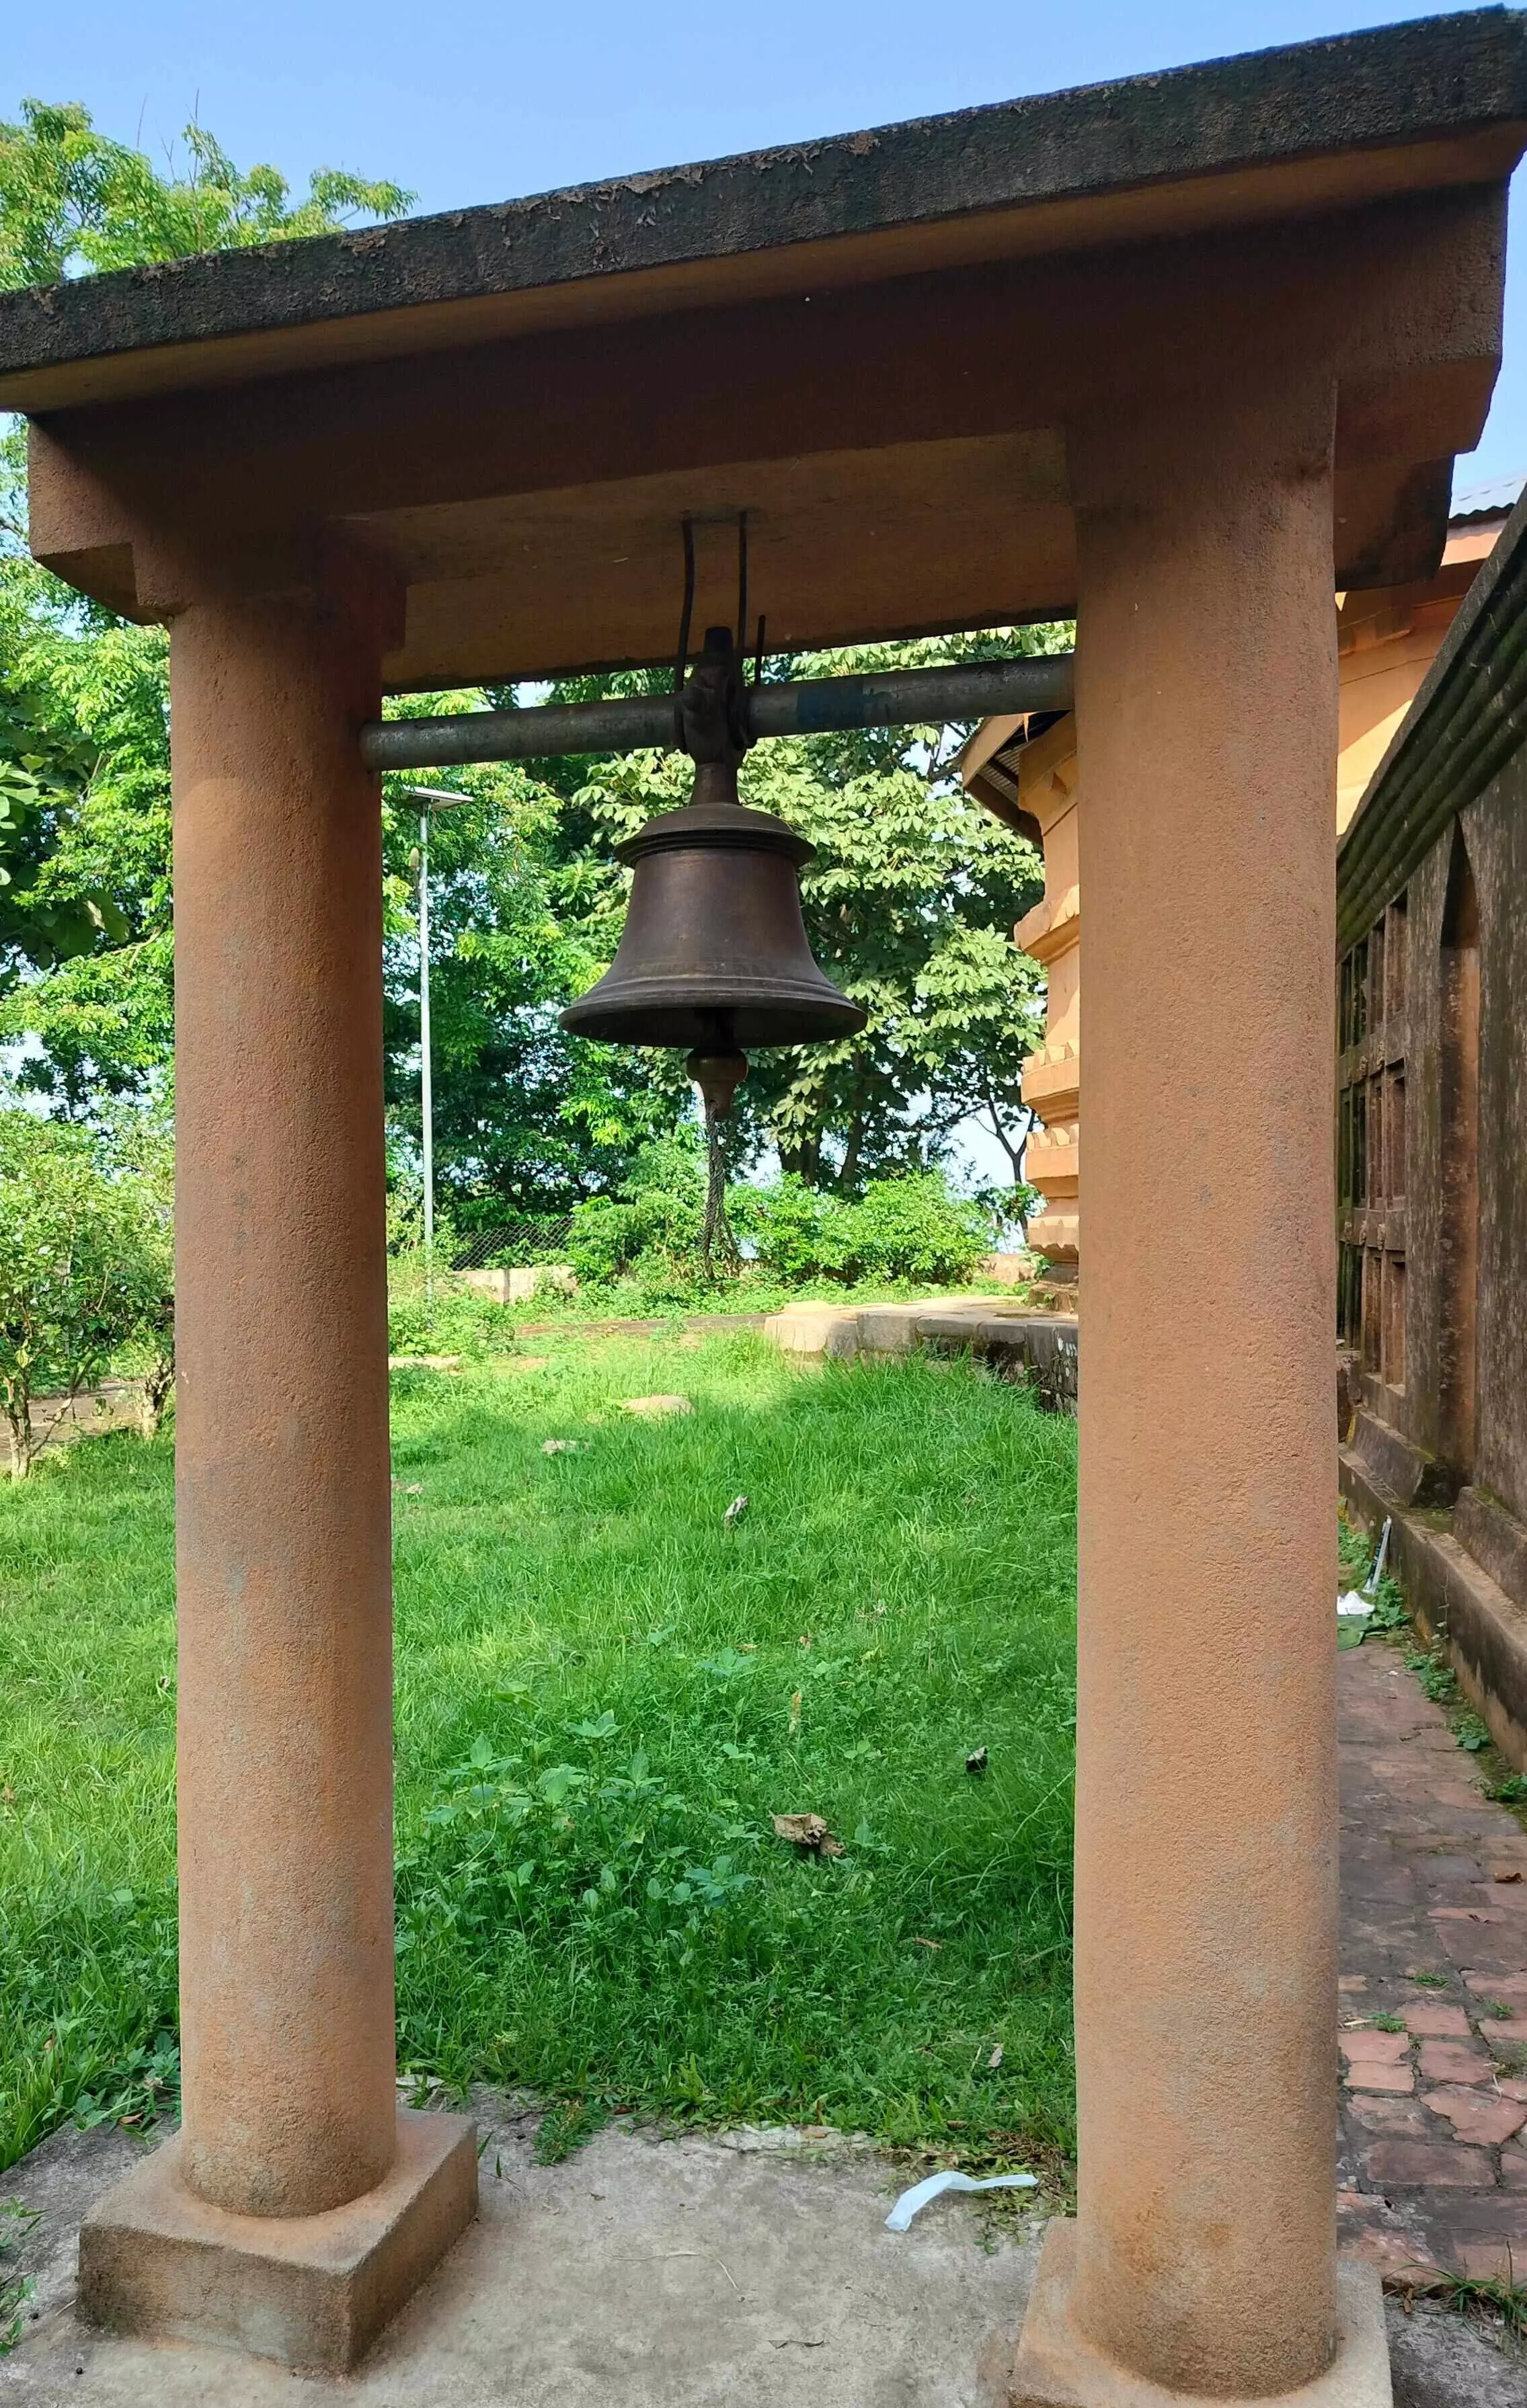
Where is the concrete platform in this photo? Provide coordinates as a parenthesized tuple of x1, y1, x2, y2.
(2, 2108, 1042, 2405)
(3, 2107, 1521, 2405)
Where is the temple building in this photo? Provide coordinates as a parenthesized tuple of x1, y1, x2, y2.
(960, 479, 1524, 1277)
(1339, 482, 1527, 1770)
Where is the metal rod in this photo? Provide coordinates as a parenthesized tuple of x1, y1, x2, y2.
(401, 785, 471, 1319)
(360, 652, 1074, 772)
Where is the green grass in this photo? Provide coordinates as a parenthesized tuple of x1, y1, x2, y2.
(0, 1333, 1076, 2173)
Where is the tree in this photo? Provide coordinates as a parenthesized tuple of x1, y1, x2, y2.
(0, 102, 413, 1109)
(0, 1112, 162, 1476)
(377, 703, 689, 1222)
(0, 619, 173, 1108)
(0, 102, 412, 286)
(0, 684, 126, 971)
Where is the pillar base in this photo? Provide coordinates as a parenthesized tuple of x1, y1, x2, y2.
(77, 2106, 477, 2373)
(1009, 2224, 1391, 2408)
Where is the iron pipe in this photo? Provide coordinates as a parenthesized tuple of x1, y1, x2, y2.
(359, 653, 1075, 771)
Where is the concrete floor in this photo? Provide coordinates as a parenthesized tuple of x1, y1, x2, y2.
(1, 2106, 1039, 2406)
(2, 2101, 1523, 2405)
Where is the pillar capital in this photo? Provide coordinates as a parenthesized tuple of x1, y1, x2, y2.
(132, 520, 407, 642)
(1066, 371, 1339, 518)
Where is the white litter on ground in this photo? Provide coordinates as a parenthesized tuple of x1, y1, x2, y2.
(1338, 1517, 1393, 1617)
(884, 2169, 1037, 2231)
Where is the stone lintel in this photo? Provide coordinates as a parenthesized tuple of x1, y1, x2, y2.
(77, 2108, 477, 2374)
(1008, 2224, 1390, 2408)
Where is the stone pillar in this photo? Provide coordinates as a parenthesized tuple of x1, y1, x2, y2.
(170, 567, 399, 2216)
(77, 547, 476, 2372)
(1012, 385, 1386, 2405)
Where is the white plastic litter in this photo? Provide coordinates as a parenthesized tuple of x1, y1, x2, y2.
(884, 2169, 1037, 2231)
(1338, 1518, 1393, 1617)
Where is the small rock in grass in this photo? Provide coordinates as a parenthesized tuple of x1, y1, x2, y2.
(542, 1439, 588, 1455)
(621, 1394, 693, 1416)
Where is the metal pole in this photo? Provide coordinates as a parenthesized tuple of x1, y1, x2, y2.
(360, 651, 1074, 772)
(400, 787, 471, 1322)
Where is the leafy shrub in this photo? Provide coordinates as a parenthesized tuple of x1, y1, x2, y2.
(828, 1173, 990, 1285)
(386, 1260, 518, 1358)
(747, 1172, 988, 1289)
(565, 1136, 708, 1288)
(567, 1160, 990, 1297)
(0, 1111, 168, 1476)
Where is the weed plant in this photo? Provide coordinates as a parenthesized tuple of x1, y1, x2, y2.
(0, 1334, 1076, 2172)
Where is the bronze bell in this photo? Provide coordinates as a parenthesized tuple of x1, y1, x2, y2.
(559, 625, 865, 1066)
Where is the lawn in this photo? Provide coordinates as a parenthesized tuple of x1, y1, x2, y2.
(0, 1331, 1076, 2175)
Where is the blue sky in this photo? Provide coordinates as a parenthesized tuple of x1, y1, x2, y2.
(5, 1, 1524, 488)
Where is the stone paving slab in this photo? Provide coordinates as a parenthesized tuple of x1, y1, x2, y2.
(1339, 1634, 1527, 2306)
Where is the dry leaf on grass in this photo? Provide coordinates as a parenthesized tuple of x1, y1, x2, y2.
(772, 1812, 845, 1858)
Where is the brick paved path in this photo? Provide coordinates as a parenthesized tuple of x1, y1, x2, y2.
(1339, 1635, 1527, 2286)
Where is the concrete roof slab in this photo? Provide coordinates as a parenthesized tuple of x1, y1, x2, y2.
(1, 10, 1524, 412)
(9, 14, 1527, 681)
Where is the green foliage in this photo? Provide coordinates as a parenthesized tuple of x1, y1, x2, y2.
(562, 1135, 709, 1290)
(740, 1172, 990, 1287)
(531, 2098, 610, 2164)
(385, 1261, 520, 1361)
(0, 2198, 38, 2352)
(1405, 1642, 1458, 1708)
(1426, 2266, 1527, 2343)
(0, 99, 412, 288)
(98, 1105, 174, 1433)
(1336, 1512, 1372, 1584)
(0, 686, 126, 973)
(1365, 1576, 1409, 1633)
(0, 1338, 1077, 2166)
(0, 620, 175, 1110)
(0, 1111, 165, 1476)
